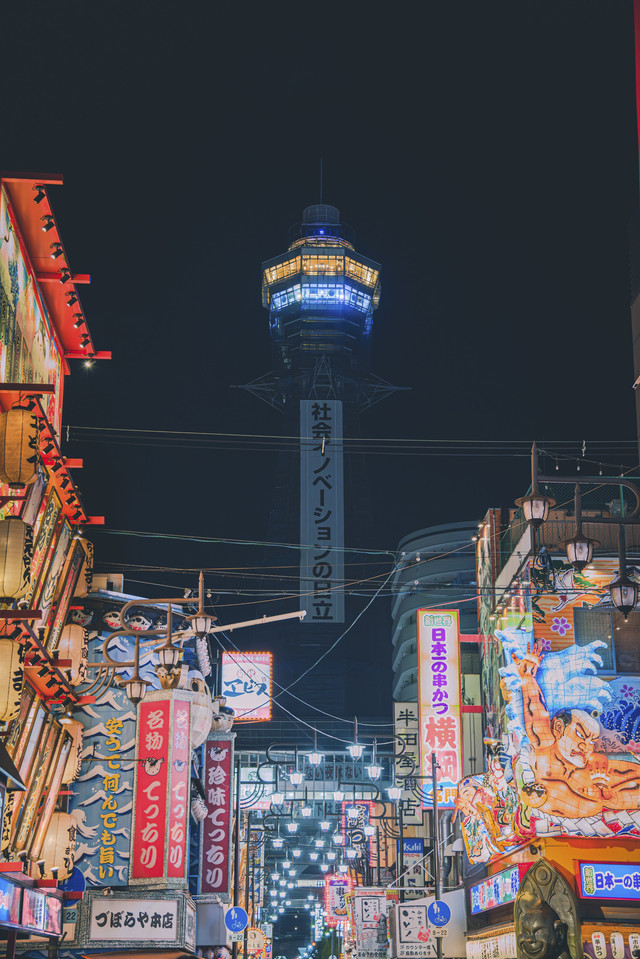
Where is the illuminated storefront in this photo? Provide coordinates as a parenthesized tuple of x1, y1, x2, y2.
(460, 501, 640, 959)
(0, 172, 107, 957)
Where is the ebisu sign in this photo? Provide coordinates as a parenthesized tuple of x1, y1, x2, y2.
(417, 610, 462, 809)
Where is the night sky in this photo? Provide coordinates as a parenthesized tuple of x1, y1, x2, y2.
(3, 2, 639, 609)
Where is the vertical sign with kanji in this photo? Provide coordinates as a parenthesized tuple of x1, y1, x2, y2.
(200, 734, 234, 894)
(300, 399, 344, 623)
(393, 703, 422, 826)
(131, 699, 170, 880)
(167, 699, 190, 879)
(417, 609, 462, 809)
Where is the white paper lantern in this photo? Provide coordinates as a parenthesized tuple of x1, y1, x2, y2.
(56, 624, 89, 686)
(40, 811, 76, 880)
(0, 639, 24, 722)
(0, 408, 40, 488)
(61, 720, 83, 783)
(188, 673, 214, 749)
(0, 518, 33, 600)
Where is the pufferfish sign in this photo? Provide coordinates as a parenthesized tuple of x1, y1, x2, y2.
(455, 628, 640, 863)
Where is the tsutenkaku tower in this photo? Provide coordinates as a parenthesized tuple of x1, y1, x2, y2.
(241, 204, 400, 720)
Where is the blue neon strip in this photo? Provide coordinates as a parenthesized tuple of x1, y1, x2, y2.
(271, 283, 372, 313)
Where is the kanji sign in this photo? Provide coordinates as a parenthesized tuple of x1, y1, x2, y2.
(131, 699, 170, 880)
(200, 735, 234, 894)
(89, 898, 178, 941)
(578, 862, 640, 901)
(417, 609, 462, 809)
(300, 399, 344, 623)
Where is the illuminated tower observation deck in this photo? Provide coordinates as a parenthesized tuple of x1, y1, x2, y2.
(240, 204, 402, 725)
(244, 204, 400, 409)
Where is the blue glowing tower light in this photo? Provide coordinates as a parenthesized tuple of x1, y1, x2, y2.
(261, 205, 381, 371)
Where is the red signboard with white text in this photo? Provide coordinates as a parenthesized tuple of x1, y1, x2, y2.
(167, 699, 191, 879)
(131, 699, 170, 879)
(200, 734, 234, 894)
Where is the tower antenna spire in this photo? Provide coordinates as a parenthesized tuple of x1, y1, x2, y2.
(320, 156, 323, 204)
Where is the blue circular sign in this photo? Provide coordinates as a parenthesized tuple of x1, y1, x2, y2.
(428, 900, 451, 927)
(225, 907, 249, 932)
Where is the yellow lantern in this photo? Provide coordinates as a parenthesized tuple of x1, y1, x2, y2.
(0, 518, 33, 600)
(0, 639, 24, 722)
(0, 408, 40, 488)
(56, 624, 89, 686)
(40, 811, 76, 880)
(61, 720, 83, 784)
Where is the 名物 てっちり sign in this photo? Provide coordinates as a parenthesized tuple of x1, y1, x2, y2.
(417, 609, 462, 809)
(131, 693, 191, 883)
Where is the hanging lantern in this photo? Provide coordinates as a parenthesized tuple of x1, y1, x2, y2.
(191, 796, 207, 822)
(40, 811, 77, 880)
(56, 624, 89, 686)
(188, 673, 214, 749)
(61, 720, 83, 783)
(0, 408, 40, 489)
(0, 639, 25, 722)
(0, 518, 33, 600)
(74, 539, 94, 598)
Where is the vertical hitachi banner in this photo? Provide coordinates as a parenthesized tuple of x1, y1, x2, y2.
(300, 400, 344, 623)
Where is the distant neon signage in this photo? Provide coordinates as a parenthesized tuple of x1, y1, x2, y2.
(578, 862, 640, 901)
(417, 609, 462, 809)
(325, 875, 351, 927)
(470, 864, 530, 914)
(221, 651, 272, 721)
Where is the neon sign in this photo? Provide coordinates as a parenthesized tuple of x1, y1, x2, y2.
(578, 862, 640, 901)
(417, 609, 462, 808)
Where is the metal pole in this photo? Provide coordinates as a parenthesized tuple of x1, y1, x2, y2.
(376, 826, 381, 885)
(244, 810, 252, 958)
(397, 800, 404, 902)
(431, 752, 442, 959)
(232, 756, 242, 959)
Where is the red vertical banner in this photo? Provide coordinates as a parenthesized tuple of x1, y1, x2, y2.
(200, 735, 234, 894)
(167, 699, 190, 879)
(131, 699, 170, 880)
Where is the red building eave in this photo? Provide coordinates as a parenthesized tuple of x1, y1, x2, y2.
(0, 171, 111, 366)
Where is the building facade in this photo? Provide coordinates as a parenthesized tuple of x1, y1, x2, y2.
(459, 493, 640, 959)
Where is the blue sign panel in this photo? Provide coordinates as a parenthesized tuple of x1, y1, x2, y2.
(402, 838, 423, 856)
(69, 609, 161, 886)
(225, 906, 249, 932)
(427, 900, 450, 926)
(578, 862, 640, 901)
(0, 875, 21, 926)
(470, 865, 522, 914)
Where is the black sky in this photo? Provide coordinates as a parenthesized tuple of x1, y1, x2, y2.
(2, 1, 639, 607)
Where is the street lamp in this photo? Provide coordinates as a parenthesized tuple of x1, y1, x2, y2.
(610, 526, 638, 619)
(559, 485, 598, 572)
(515, 443, 555, 527)
(348, 718, 364, 759)
(365, 740, 383, 781)
(387, 784, 402, 801)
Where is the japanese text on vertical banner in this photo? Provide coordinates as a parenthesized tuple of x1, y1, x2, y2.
(132, 700, 169, 879)
(417, 610, 462, 809)
(99, 716, 127, 881)
(200, 737, 233, 894)
(394, 703, 422, 825)
(167, 700, 190, 878)
(300, 400, 344, 623)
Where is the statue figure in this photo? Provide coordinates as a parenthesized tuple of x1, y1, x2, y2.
(517, 899, 571, 959)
